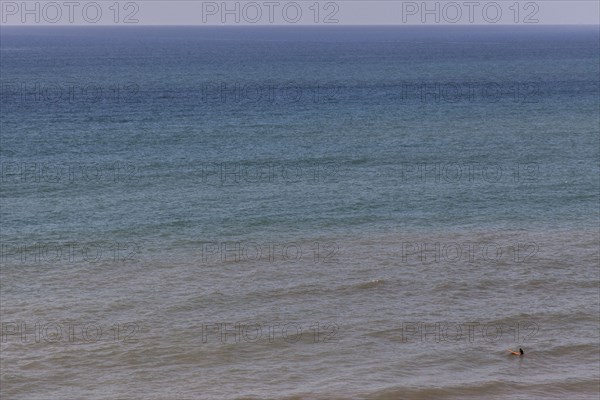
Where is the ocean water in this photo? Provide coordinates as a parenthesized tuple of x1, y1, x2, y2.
(0, 26, 599, 399)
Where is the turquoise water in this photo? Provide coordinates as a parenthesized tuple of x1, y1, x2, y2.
(1, 26, 599, 399)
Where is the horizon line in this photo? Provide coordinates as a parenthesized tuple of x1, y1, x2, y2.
(2, 23, 599, 27)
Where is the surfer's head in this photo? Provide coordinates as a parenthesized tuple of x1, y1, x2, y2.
(519, 348, 524, 355)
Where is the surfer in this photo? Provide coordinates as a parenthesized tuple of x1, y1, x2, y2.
(508, 348, 524, 356)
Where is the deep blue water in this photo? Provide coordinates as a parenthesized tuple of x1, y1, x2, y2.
(1, 26, 598, 254)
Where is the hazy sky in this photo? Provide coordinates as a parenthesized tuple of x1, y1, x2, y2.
(1, 1, 599, 25)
